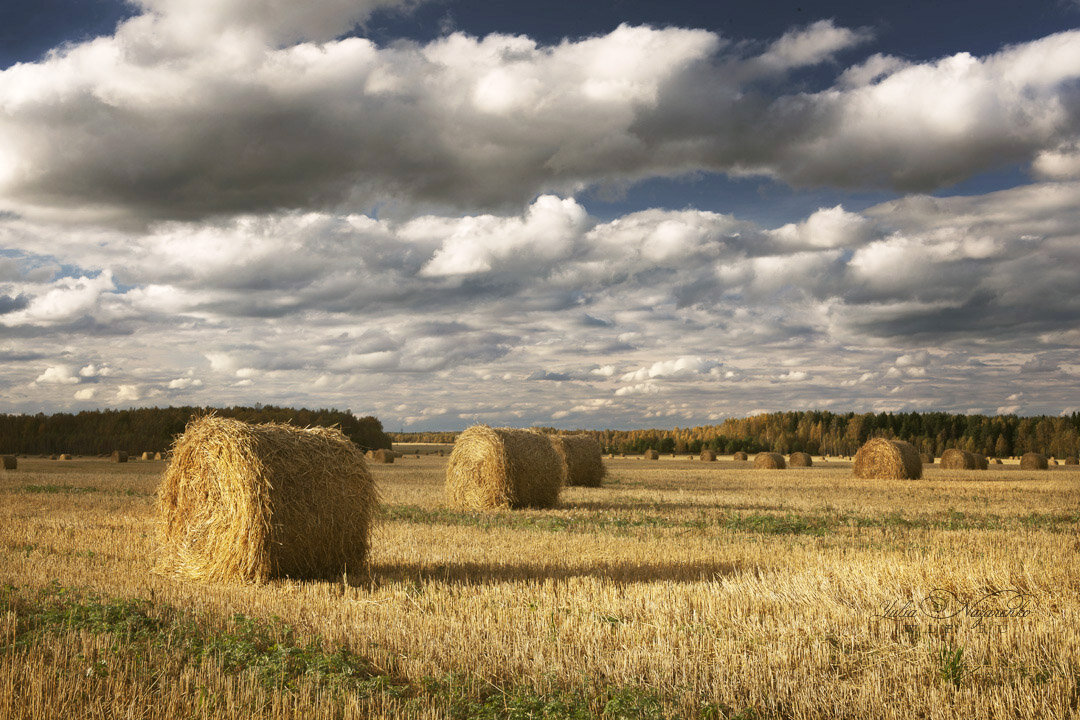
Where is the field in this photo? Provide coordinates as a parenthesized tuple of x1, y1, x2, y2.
(2, 454, 1079, 719)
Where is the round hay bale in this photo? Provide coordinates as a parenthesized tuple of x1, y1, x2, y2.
(940, 449, 977, 470)
(753, 452, 786, 469)
(2, 455, 16, 471)
(58, 454, 72, 461)
(445, 426, 563, 510)
(644, 449, 660, 460)
(732, 451, 748, 461)
(1020, 452, 1049, 470)
(1065, 456, 1079, 466)
(700, 449, 717, 462)
(154, 452, 164, 460)
(852, 438, 922, 480)
(973, 454, 989, 470)
(154, 416, 377, 584)
(920, 453, 934, 464)
(549, 434, 605, 487)
(789, 452, 813, 467)
(111, 450, 128, 463)
(370, 448, 395, 464)
(141, 451, 153, 461)
(1051, 459, 1059, 466)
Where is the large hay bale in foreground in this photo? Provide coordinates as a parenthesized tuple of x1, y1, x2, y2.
(644, 449, 660, 460)
(700, 449, 717, 462)
(789, 452, 813, 467)
(111, 450, 128, 463)
(853, 439, 922, 480)
(940, 449, 977, 470)
(2, 456, 16, 470)
(732, 451, 748, 461)
(754, 452, 786, 469)
(445, 426, 563, 510)
(1020, 452, 1049, 470)
(155, 416, 377, 584)
(370, 448, 395, 464)
(549, 434, 605, 487)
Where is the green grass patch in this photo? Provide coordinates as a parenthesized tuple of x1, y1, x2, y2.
(384, 504, 1080, 538)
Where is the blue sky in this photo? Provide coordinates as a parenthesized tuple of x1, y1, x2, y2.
(1, 0, 1079, 427)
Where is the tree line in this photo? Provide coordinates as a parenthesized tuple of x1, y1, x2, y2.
(392, 411, 1080, 458)
(0, 406, 392, 456)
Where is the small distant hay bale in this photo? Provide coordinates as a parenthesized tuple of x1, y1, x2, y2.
(973, 454, 989, 470)
(993, 458, 1003, 464)
(753, 452, 786, 469)
(445, 425, 563, 510)
(154, 416, 377, 584)
(644, 449, 660, 460)
(940, 449, 977, 470)
(154, 452, 164, 460)
(141, 451, 153, 461)
(111, 451, 128, 463)
(732, 451, 749, 461)
(548, 434, 605, 487)
(920, 453, 934, 464)
(58, 454, 72, 461)
(1020, 453, 1049, 470)
(700, 449, 717, 462)
(852, 438, 922, 480)
(2, 455, 16, 471)
(370, 449, 395, 464)
(789, 452, 813, 467)
(1051, 459, 1059, 466)
(1065, 457, 1079, 466)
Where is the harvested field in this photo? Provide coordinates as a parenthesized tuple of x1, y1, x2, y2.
(3, 455, 1079, 720)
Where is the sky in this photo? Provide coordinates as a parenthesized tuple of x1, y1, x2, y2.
(1, 1, 1079, 429)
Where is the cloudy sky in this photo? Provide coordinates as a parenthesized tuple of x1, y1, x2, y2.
(1, 0, 1079, 429)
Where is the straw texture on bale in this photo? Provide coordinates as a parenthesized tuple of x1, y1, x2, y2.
(753, 452, 786, 469)
(370, 448, 395, 464)
(58, 454, 72, 461)
(853, 438, 923, 480)
(700, 449, 717, 462)
(2, 455, 15, 470)
(548, 434, 605, 487)
(940, 449, 977, 470)
(154, 416, 377, 584)
(111, 450, 128, 463)
(644, 449, 660, 460)
(789, 452, 813, 467)
(1020, 452, 1049, 470)
(445, 426, 563, 510)
(732, 451, 749, 461)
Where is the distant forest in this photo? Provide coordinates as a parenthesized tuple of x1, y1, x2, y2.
(0, 406, 392, 456)
(392, 411, 1080, 458)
